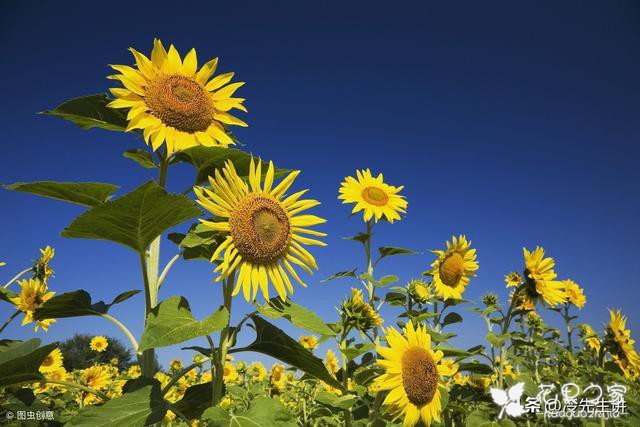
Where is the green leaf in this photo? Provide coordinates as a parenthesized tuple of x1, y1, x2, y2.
(375, 274, 399, 287)
(172, 382, 213, 419)
(344, 232, 371, 244)
(235, 315, 344, 390)
(485, 332, 500, 347)
(62, 181, 201, 253)
(378, 246, 417, 259)
(201, 407, 230, 426)
(2, 181, 119, 207)
(340, 342, 374, 360)
(0, 339, 56, 387)
(168, 222, 226, 261)
(465, 410, 491, 427)
(42, 94, 128, 131)
(458, 362, 494, 375)
(34, 290, 139, 320)
(172, 146, 292, 186)
(203, 397, 296, 427)
(315, 391, 357, 410)
(321, 269, 357, 283)
(257, 298, 335, 336)
(138, 296, 229, 351)
(123, 149, 158, 169)
(385, 291, 407, 306)
(0, 287, 18, 304)
(66, 383, 167, 427)
(442, 312, 463, 327)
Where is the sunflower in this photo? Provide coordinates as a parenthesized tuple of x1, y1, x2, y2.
(39, 348, 63, 373)
(339, 169, 407, 223)
(127, 365, 141, 379)
(33, 245, 55, 283)
(299, 335, 319, 350)
(81, 365, 110, 390)
(223, 362, 239, 384)
(408, 279, 431, 304)
(108, 39, 247, 155)
(341, 288, 384, 331)
(271, 364, 287, 390)
(194, 158, 326, 302)
(504, 271, 523, 288)
(580, 324, 601, 352)
(373, 321, 455, 427)
(605, 310, 640, 379)
(325, 350, 340, 376)
(564, 280, 586, 309)
(170, 359, 183, 371)
(9, 278, 56, 331)
(248, 362, 267, 381)
(521, 247, 566, 307)
(428, 236, 478, 300)
(90, 336, 108, 352)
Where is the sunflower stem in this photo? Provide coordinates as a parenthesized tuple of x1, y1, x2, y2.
(2, 267, 32, 288)
(0, 310, 20, 334)
(99, 313, 139, 354)
(562, 303, 574, 353)
(340, 332, 353, 427)
(212, 273, 234, 406)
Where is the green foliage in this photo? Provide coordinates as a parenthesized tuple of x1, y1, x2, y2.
(42, 94, 128, 131)
(2, 181, 119, 207)
(235, 315, 344, 390)
(123, 149, 158, 169)
(138, 296, 228, 351)
(202, 397, 297, 427)
(321, 269, 357, 283)
(257, 298, 335, 336)
(172, 146, 292, 186)
(34, 290, 139, 320)
(56, 334, 135, 372)
(168, 222, 225, 261)
(0, 339, 56, 387)
(66, 382, 167, 427)
(62, 181, 201, 253)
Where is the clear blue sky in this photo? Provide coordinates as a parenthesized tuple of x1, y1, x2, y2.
(1, 1, 639, 369)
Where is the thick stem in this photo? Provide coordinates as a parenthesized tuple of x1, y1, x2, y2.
(139, 252, 155, 378)
(340, 332, 353, 427)
(364, 220, 374, 304)
(498, 286, 519, 388)
(212, 274, 234, 405)
(563, 304, 573, 353)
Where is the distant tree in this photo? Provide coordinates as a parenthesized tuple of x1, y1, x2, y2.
(57, 334, 134, 371)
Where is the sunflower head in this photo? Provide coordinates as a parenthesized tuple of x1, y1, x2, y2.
(248, 362, 267, 380)
(10, 278, 56, 331)
(605, 309, 640, 379)
(170, 359, 183, 371)
(481, 292, 498, 307)
(373, 321, 454, 426)
(408, 279, 431, 304)
(90, 336, 108, 352)
(579, 324, 601, 352)
(563, 280, 586, 309)
(504, 271, 523, 288)
(338, 169, 407, 223)
(429, 235, 478, 301)
(521, 247, 567, 307)
(223, 362, 239, 383)
(341, 288, 384, 331)
(194, 158, 326, 302)
(81, 365, 110, 390)
(299, 335, 319, 350)
(325, 350, 340, 376)
(108, 39, 247, 155)
(39, 348, 63, 373)
(33, 245, 55, 283)
(270, 364, 287, 390)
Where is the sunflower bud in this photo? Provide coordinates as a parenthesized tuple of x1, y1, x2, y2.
(341, 288, 384, 331)
(408, 279, 431, 304)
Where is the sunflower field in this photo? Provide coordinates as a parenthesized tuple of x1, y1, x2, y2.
(1, 40, 639, 427)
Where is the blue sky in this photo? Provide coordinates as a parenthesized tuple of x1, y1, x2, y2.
(1, 1, 639, 369)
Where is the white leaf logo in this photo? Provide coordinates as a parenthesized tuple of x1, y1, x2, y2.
(491, 382, 526, 419)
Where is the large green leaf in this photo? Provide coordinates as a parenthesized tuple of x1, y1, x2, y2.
(315, 391, 358, 410)
(202, 397, 296, 427)
(234, 315, 343, 390)
(320, 269, 357, 283)
(62, 181, 201, 252)
(2, 181, 119, 207)
(172, 146, 292, 185)
(33, 290, 140, 320)
(138, 296, 228, 351)
(168, 222, 225, 261)
(257, 298, 335, 336)
(66, 383, 167, 427)
(42, 94, 128, 131)
(0, 339, 56, 387)
(172, 382, 213, 419)
(378, 246, 417, 259)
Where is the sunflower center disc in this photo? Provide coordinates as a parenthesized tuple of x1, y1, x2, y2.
(42, 355, 54, 368)
(145, 75, 214, 133)
(401, 346, 439, 406)
(361, 186, 389, 206)
(439, 252, 465, 287)
(230, 195, 291, 264)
